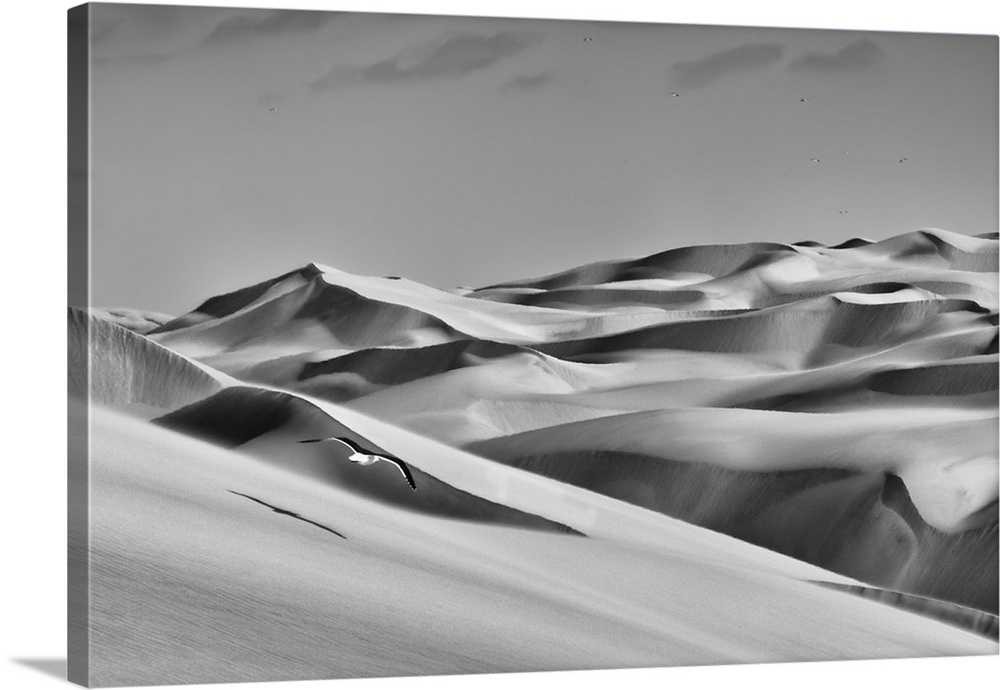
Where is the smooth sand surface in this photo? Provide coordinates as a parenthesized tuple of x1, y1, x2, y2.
(85, 405, 995, 687)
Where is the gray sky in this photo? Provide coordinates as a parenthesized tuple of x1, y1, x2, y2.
(89, 3, 998, 314)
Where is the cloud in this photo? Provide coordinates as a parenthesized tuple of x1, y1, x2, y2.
(504, 73, 554, 91)
(205, 9, 335, 44)
(90, 3, 220, 65)
(312, 31, 538, 89)
(669, 43, 784, 89)
(788, 38, 887, 73)
(90, 4, 187, 46)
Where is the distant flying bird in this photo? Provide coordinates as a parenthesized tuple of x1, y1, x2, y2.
(269, 107, 279, 112)
(899, 157, 908, 163)
(810, 158, 821, 163)
(297, 437, 417, 490)
(228, 490, 346, 539)
(839, 210, 848, 215)
(670, 91, 680, 98)
(583, 37, 593, 42)
(800, 98, 810, 102)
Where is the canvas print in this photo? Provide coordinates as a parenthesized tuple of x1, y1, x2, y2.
(67, 3, 999, 687)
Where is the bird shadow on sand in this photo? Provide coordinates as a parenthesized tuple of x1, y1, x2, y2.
(228, 490, 347, 539)
(11, 657, 67, 681)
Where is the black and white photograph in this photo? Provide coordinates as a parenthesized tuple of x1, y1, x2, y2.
(5, 2, 1000, 690)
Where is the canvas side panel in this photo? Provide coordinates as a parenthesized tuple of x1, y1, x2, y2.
(67, 4, 91, 687)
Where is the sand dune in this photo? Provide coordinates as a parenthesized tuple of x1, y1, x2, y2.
(463, 442, 997, 613)
(467, 407, 997, 514)
(81, 405, 994, 686)
(151, 270, 465, 363)
(869, 357, 998, 396)
(475, 241, 792, 291)
(854, 229, 999, 272)
(68, 307, 229, 412)
(330, 310, 992, 443)
(534, 294, 990, 365)
(154, 386, 581, 533)
(473, 229, 998, 309)
(302, 339, 524, 385)
(87, 307, 174, 334)
(149, 263, 325, 334)
(77, 229, 999, 683)
(152, 264, 673, 357)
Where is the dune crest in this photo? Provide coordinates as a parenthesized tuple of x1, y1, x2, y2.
(68, 307, 229, 412)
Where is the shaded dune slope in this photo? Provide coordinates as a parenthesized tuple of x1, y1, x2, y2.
(483, 278, 993, 313)
(466, 407, 997, 496)
(301, 339, 526, 387)
(473, 231, 998, 309)
(152, 386, 319, 446)
(154, 265, 677, 364)
(601, 345, 997, 415)
(829, 237, 874, 249)
(857, 229, 999, 273)
(152, 273, 466, 360)
(467, 401, 997, 610)
(533, 294, 990, 364)
(68, 307, 225, 410)
(296, 315, 994, 420)
(292, 339, 527, 402)
(459, 446, 998, 614)
(150, 264, 325, 334)
(154, 387, 579, 534)
(474, 286, 711, 310)
(880, 473, 999, 613)
(870, 358, 999, 396)
(476, 241, 792, 291)
(734, 379, 997, 417)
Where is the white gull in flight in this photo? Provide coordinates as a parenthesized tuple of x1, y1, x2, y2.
(297, 436, 417, 490)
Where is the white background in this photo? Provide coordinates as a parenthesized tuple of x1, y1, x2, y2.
(2, 1, 997, 689)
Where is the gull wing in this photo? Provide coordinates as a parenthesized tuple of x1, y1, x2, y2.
(296, 437, 361, 454)
(379, 456, 417, 491)
(296, 438, 414, 489)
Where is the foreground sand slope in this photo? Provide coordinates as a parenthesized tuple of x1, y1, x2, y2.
(84, 405, 995, 687)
